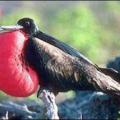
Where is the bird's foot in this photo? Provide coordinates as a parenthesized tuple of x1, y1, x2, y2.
(37, 88, 59, 119)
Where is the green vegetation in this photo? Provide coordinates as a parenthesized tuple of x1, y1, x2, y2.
(50, 5, 103, 63)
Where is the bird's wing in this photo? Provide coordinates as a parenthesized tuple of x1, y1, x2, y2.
(36, 31, 94, 65)
(43, 52, 98, 92)
(38, 32, 120, 81)
(98, 67, 120, 82)
(25, 37, 97, 92)
(25, 37, 120, 96)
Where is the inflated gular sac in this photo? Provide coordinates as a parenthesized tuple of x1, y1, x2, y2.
(0, 30, 39, 97)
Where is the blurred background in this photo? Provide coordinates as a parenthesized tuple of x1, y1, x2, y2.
(0, 1, 120, 103)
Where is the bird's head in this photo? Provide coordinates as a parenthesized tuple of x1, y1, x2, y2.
(0, 17, 39, 36)
(17, 18, 39, 35)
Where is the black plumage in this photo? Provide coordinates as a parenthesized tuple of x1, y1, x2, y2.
(24, 37, 97, 93)
(23, 36, 120, 96)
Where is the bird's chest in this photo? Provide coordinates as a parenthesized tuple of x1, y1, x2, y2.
(0, 31, 39, 97)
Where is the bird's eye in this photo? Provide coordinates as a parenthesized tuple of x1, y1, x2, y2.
(25, 21, 30, 26)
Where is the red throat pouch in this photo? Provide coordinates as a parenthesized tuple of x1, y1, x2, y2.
(0, 30, 39, 97)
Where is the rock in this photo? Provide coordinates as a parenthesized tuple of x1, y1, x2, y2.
(107, 56, 120, 72)
(0, 91, 119, 119)
(58, 91, 119, 119)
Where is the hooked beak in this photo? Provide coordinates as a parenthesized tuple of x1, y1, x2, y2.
(0, 24, 23, 31)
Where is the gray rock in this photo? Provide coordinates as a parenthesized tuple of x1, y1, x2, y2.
(0, 91, 119, 119)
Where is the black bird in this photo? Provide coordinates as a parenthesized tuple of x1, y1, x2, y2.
(1, 17, 120, 97)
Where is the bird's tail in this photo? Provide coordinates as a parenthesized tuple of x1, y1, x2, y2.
(97, 66, 120, 97)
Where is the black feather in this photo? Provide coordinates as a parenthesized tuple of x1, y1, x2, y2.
(24, 37, 99, 93)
